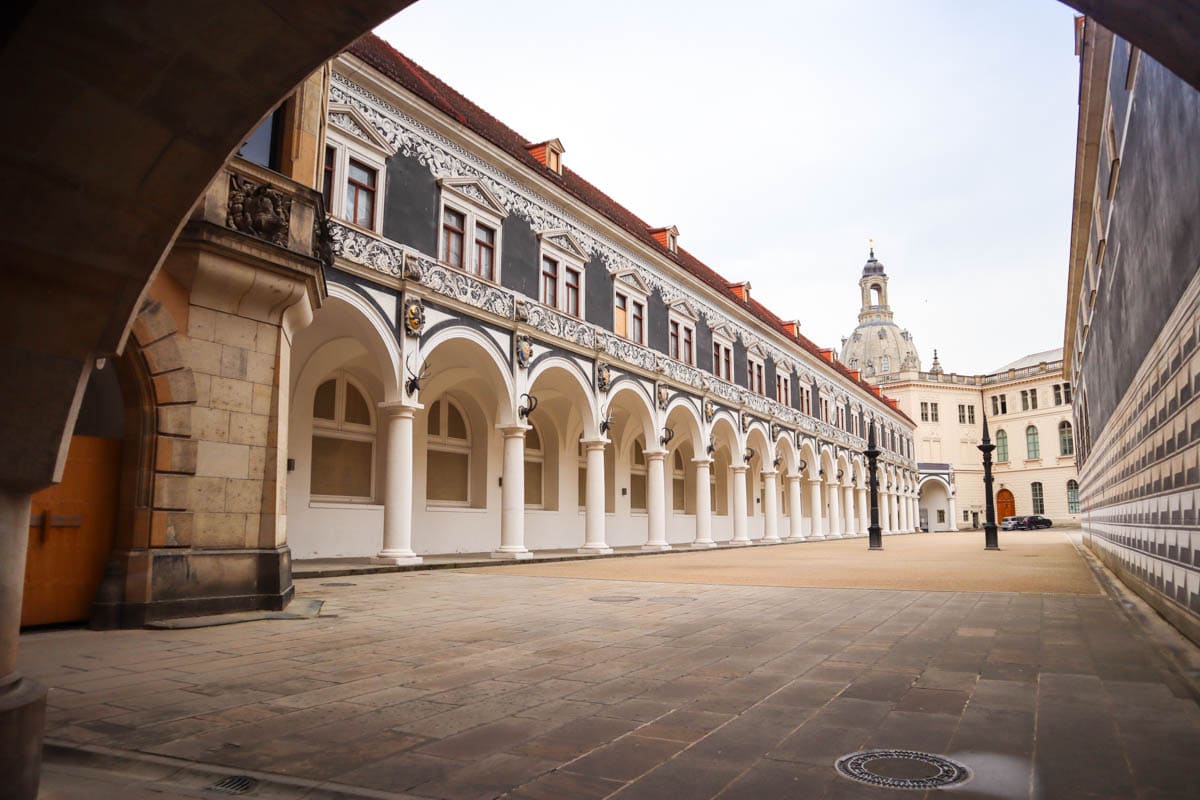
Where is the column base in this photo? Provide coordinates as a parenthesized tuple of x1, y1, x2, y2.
(491, 548, 534, 560)
(783, 536, 807, 543)
(690, 540, 717, 549)
(0, 675, 46, 800)
(758, 537, 782, 544)
(372, 552, 424, 566)
(577, 545, 614, 555)
(641, 543, 672, 551)
(727, 539, 753, 547)
(808, 534, 827, 541)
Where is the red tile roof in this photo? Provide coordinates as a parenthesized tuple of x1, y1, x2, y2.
(346, 33, 911, 425)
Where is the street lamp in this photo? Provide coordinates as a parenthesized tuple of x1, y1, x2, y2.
(865, 421, 882, 550)
(978, 413, 999, 550)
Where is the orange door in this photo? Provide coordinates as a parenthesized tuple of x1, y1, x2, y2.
(21, 435, 122, 627)
(996, 489, 1015, 521)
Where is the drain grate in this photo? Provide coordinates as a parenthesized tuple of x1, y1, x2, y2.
(590, 595, 639, 603)
(209, 775, 259, 795)
(320, 582, 356, 587)
(834, 750, 970, 791)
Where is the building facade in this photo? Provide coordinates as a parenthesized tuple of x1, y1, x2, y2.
(842, 254, 1080, 531)
(1067, 18, 1200, 644)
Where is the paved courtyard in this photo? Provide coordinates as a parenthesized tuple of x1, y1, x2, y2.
(23, 532, 1200, 799)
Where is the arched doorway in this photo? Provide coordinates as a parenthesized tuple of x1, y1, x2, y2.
(918, 476, 953, 532)
(996, 489, 1016, 520)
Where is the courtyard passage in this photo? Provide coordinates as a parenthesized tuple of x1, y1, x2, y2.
(24, 532, 1200, 799)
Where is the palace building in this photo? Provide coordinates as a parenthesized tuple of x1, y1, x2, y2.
(842, 250, 1080, 531)
(20, 35, 919, 629)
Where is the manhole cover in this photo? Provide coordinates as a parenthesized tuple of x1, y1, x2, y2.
(648, 597, 695, 604)
(835, 750, 970, 791)
(590, 595, 639, 603)
(320, 582, 356, 587)
(209, 775, 259, 795)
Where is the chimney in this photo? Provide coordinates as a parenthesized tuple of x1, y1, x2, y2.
(650, 225, 679, 254)
(782, 320, 801, 339)
(525, 138, 565, 175)
(728, 281, 751, 302)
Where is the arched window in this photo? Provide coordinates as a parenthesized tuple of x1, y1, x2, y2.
(880, 355, 891, 373)
(630, 437, 647, 511)
(577, 439, 587, 510)
(870, 284, 882, 305)
(310, 372, 375, 501)
(1031, 481, 1044, 514)
(672, 451, 686, 511)
(426, 398, 470, 505)
(995, 430, 1008, 463)
(1025, 425, 1040, 460)
(524, 425, 544, 508)
(1059, 421, 1074, 456)
(1067, 480, 1080, 514)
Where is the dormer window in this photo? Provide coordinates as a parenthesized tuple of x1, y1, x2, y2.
(526, 138, 565, 175)
(650, 225, 680, 254)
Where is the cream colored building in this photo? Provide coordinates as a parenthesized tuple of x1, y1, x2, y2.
(843, 252, 1080, 530)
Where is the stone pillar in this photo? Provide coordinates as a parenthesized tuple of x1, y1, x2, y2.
(786, 475, 805, 541)
(760, 470, 780, 543)
(692, 457, 715, 548)
(843, 484, 856, 536)
(643, 449, 671, 551)
(880, 490, 891, 534)
(579, 438, 612, 554)
(897, 490, 907, 533)
(857, 486, 869, 534)
(494, 426, 532, 559)
(807, 476, 825, 539)
(0, 490, 46, 800)
(828, 476, 842, 537)
(730, 464, 750, 545)
(891, 491, 900, 533)
(374, 403, 422, 565)
(948, 494, 958, 533)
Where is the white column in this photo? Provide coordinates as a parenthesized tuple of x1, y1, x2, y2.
(786, 475, 805, 541)
(579, 437, 612, 554)
(643, 449, 671, 550)
(761, 470, 780, 543)
(494, 425, 532, 559)
(891, 491, 900, 533)
(828, 477, 842, 538)
(857, 486, 869, 533)
(843, 484, 856, 536)
(692, 457, 715, 548)
(880, 490, 891, 534)
(730, 464, 750, 545)
(948, 494, 958, 533)
(898, 490, 908, 532)
(910, 494, 918, 531)
(375, 403, 422, 565)
(807, 477, 825, 539)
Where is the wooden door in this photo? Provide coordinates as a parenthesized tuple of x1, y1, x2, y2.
(21, 435, 122, 627)
(996, 489, 1015, 520)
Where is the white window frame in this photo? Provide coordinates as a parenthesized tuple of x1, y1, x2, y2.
(310, 371, 377, 503)
(711, 325, 734, 382)
(747, 352, 766, 396)
(324, 111, 392, 233)
(524, 423, 545, 509)
(776, 372, 791, 406)
(538, 230, 588, 318)
(426, 398, 472, 508)
(613, 270, 650, 345)
(437, 178, 507, 283)
(668, 302, 698, 366)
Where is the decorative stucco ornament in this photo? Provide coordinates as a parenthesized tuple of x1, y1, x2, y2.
(595, 362, 611, 392)
(703, 399, 715, 424)
(656, 384, 669, 411)
(402, 297, 425, 337)
(227, 174, 291, 247)
(514, 335, 534, 369)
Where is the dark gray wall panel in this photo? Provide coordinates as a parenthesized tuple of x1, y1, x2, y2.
(501, 215, 539, 300)
(381, 152, 437, 254)
(647, 289, 668, 355)
(584, 256, 612, 327)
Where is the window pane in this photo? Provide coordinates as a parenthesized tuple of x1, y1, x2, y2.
(446, 402, 467, 440)
(348, 160, 375, 186)
(354, 189, 374, 228)
(427, 401, 441, 436)
(524, 461, 543, 505)
(614, 306, 627, 337)
(344, 382, 371, 426)
(630, 474, 647, 510)
(313, 379, 336, 421)
(673, 479, 685, 511)
(311, 436, 373, 498)
(578, 467, 587, 509)
(427, 450, 469, 502)
(476, 223, 494, 244)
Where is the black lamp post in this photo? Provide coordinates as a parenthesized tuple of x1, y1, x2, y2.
(865, 421, 882, 550)
(979, 413, 999, 550)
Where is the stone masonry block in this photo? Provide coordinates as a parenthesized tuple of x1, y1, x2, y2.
(155, 437, 197, 474)
(151, 510, 193, 547)
(130, 299, 177, 346)
(252, 384, 273, 416)
(157, 406, 192, 437)
(140, 335, 184, 375)
(153, 474, 191, 511)
(246, 351, 276, 385)
(225, 479, 265, 513)
(195, 440, 250, 479)
(195, 512, 250, 548)
(188, 305, 216, 342)
(247, 446, 267, 478)
(229, 412, 269, 446)
(189, 476, 227, 512)
(220, 346, 249, 380)
(213, 312, 258, 350)
(152, 369, 197, 405)
(183, 338, 223, 376)
(194, 373, 211, 407)
(255, 321, 279, 355)
(192, 407, 230, 442)
(209, 377, 253, 414)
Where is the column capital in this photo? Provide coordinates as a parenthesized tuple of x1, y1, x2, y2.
(643, 448, 668, 462)
(730, 464, 748, 474)
(760, 469, 778, 478)
(497, 423, 529, 437)
(580, 436, 610, 449)
(691, 456, 713, 466)
(378, 400, 422, 417)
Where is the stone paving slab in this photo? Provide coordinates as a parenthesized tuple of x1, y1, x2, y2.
(20, 533, 1200, 799)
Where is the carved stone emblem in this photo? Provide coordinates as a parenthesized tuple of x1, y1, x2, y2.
(741, 413, 752, 434)
(403, 253, 424, 282)
(595, 362, 611, 392)
(515, 335, 534, 369)
(703, 399, 714, 424)
(402, 297, 425, 337)
(514, 299, 531, 322)
(656, 384, 669, 411)
(311, 214, 333, 269)
(227, 174, 291, 247)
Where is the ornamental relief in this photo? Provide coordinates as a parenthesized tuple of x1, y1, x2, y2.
(227, 173, 291, 247)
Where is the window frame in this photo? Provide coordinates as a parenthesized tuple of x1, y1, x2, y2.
(613, 272, 650, 345)
(537, 230, 588, 319)
(711, 326, 734, 382)
(776, 373, 791, 406)
(425, 397, 473, 508)
(1067, 479, 1080, 514)
(437, 179, 507, 283)
(996, 429, 1009, 463)
(1025, 424, 1040, 460)
(747, 354, 766, 396)
(667, 303, 697, 366)
(1031, 481, 1045, 514)
(323, 127, 389, 233)
(310, 371, 377, 503)
(524, 423, 545, 509)
(1058, 420, 1074, 456)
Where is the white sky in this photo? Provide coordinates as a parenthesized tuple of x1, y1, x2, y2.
(376, 0, 1081, 374)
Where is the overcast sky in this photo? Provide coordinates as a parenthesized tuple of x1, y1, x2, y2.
(376, 0, 1080, 374)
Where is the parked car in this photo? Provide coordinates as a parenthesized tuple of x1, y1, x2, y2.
(1000, 516, 1024, 531)
(1022, 515, 1053, 529)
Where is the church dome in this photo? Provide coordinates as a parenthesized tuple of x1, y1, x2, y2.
(839, 246, 921, 381)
